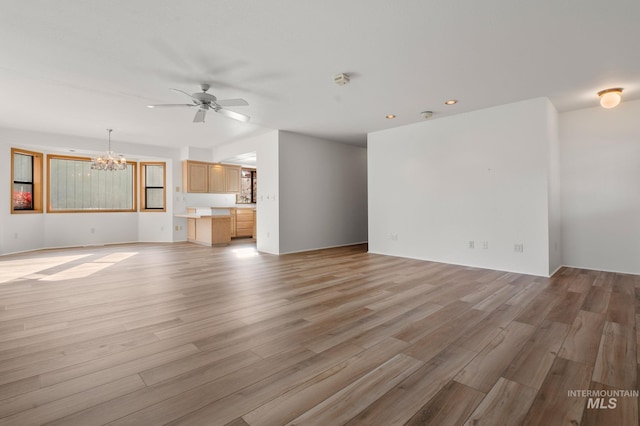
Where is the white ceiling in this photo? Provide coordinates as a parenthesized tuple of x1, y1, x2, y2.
(1, 0, 639, 150)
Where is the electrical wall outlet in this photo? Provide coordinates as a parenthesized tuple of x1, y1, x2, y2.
(468, 241, 475, 249)
(514, 243, 524, 253)
(481, 241, 489, 249)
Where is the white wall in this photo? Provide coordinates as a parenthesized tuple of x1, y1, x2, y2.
(547, 102, 562, 275)
(212, 134, 261, 163)
(255, 131, 280, 254)
(278, 131, 368, 254)
(560, 99, 640, 275)
(45, 213, 139, 247)
(368, 98, 552, 276)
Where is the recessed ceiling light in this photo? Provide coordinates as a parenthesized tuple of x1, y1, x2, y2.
(444, 99, 458, 105)
(385, 114, 396, 119)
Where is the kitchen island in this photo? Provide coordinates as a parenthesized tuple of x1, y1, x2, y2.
(177, 207, 231, 246)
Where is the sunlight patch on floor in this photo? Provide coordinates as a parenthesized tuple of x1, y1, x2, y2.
(39, 262, 115, 281)
(94, 252, 138, 263)
(0, 255, 91, 283)
(232, 247, 259, 259)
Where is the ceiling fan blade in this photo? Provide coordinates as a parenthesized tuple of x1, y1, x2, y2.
(215, 98, 249, 107)
(193, 109, 207, 123)
(147, 103, 196, 108)
(215, 108, 250, 122)
(170, 88, 198, 100)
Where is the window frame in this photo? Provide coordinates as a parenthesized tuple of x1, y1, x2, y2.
(11, 147, 44, 214)
(140, 161, 166, 212)
(237, 168, 257, 204)
(46, 154, 137, 213)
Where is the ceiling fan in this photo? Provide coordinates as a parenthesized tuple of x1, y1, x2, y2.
(148, 83, 250, 123)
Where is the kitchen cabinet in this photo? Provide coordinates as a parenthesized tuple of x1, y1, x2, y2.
(235, 208, 254, 238)
(196, 215, 231, 246)
(209, 164, 241, 193)
(230, 208, 237, 237)
(187, 218, 196, 240)
(208, 164, 225, 193)
(184, 207, 231, 246)
(183, 161, 241, 194)
(183, 161, 208, 193)
(225, 166, 241, 193)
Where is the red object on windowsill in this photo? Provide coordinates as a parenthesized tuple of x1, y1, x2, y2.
(13, 191, 32, 209)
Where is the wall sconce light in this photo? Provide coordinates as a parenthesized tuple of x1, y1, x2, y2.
(598, 88, 623, 109)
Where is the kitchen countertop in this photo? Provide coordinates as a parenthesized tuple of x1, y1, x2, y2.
(176, 205, 256, 218)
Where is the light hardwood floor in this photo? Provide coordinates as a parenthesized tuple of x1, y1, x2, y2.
(0, 241, 638, 425)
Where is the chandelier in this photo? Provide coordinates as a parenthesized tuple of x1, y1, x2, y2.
(91, 129, 127, 171)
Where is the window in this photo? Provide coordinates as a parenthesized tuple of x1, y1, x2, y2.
(237, 168, 257, 204)
(47, 154, 136, 212)
(11, 148, 43, 214)
(140, 162, 166, 212)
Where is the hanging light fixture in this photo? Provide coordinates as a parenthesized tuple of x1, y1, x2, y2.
(91, 129, 127, 171)
(598, 88, 623, 109)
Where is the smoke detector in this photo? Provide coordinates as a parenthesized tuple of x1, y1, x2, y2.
(334, 73, 350, 85)
(421, 111, 433, 120)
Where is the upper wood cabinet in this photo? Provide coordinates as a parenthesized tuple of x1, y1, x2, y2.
(225, 166, 241, 193)
(208, 164, 226, 193)
(183, 161, 241, 194)
(183, 161, 209, 193)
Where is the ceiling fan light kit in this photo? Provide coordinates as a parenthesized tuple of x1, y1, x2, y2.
(148, 83, 250, 123)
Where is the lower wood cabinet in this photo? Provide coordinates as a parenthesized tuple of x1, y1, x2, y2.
(187, 218, 196, 240)
(232, 208, 254, 238)
(189, 216, 230, 246)
(230, 208, 236, 237)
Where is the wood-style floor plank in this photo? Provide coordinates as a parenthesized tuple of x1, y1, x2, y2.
(241, 338, 408, 426)
(581, 381, 639, 426)
(344, 344, 478, 425)
(0, 241, 637, 425)
(284, 353, 422, 426)
(521, 357, 593, 425)
(463, 377, 538, 426)
(502, 319, 570, 390)
(592, 321, 637, 389)
(404, 380, 485, 426)
(453, 320, 535, 393)
(558, 309, 606, 365)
